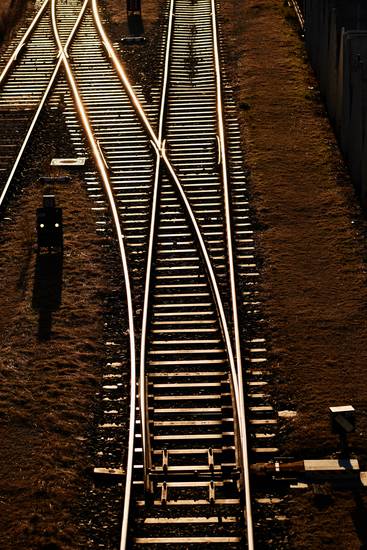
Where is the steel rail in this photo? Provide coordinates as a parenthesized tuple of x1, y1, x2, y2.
(0, 0, 50, 87)
(50, 3, 137, 550)
(90, 1, 241, 402)
(288, 0, 305, 29)
(91, 3, 252, 547)
(211, 0, 254, 547)
(139, 0, 175, 493)
(92, 0, 243, 427)
(0, 0, 88, 210)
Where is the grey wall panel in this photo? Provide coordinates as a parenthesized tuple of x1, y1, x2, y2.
(302, 0, 367, 205)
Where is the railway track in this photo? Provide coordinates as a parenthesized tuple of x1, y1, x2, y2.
(288, 0, 305, 29)
(134, 0, 254, 546)
(56, 2, 251, 544)
(0, 0, 89, 207)
(0, 0, 282, 547)
(0, 0, 54, 201)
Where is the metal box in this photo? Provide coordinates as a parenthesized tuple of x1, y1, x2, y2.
(36, 195, 63, 252)
(329, 405, 355, 435)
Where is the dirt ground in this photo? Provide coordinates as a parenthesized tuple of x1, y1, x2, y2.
(222, 0, 367, 460)
(221, 0, 367, 547)
(0, 106, 113, 549)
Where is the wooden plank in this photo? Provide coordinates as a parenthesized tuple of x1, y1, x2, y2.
(152, 447, 234, 455)
(153, 395, 222, 400)
(144, 517, 238, 524)
(149, 359, 226, 365)
(134, 537, 241, 543)
(253, 447, 279, 453)
(256, 497, 282, 504)
(148, 349, 224, 355)
(154, 407, 222, 413)
(149, 371, 225, 377)
(157, 480, 224, 487)
(153, 465, 222, 472)
(250, 419, 277, 425)
(93, 467, 125, 477)
(153, 434, 224, 441)
(136, 498, 240, 506)
(278, 410, 297, 418)
(152, 382, 221, 388)
(153, 420, 223, 426)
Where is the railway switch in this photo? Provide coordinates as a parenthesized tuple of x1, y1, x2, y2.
(36, 195, 63, 253)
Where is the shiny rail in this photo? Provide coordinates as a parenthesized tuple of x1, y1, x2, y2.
(139, 0, 174, 494)
(91, 3, 249, 547)
(210, 0, 254, 545)
(0, 0, 86, 209)
(91, 0, 254, 547)
(288, 0, 305, 29)
(51, 3, 138, 550)
(0, 0, 50, 86)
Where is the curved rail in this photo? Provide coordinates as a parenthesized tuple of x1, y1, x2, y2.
(90, 1, 242, 404)
(0, 0, 88, 210)
(289, 0, 305, 29)
(211, 0, 254, 546)
(0, 0, 50, 86)
(50, 3, 137, 549)
(139, 0, 175, 492)
(92, 3, 255, 548)
(91, 0, 246, 492)
(92, 0, 254, 550)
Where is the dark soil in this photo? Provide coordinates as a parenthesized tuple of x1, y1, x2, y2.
(0, 105, 112, 549)
(221, 0, 367, 548)
(0, 0, 32, 44)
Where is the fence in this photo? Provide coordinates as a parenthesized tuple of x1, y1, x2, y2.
(301, 0, 367, 204)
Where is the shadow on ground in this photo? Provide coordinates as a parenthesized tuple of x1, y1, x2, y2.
(32, 252, 63, 340)
(128, 14, 144, 35)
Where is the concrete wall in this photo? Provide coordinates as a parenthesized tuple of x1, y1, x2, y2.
(301, 0, 367, 205)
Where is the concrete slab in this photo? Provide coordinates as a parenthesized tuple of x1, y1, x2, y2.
(51, 158, 86, 167)
(278, 410, 297, 418)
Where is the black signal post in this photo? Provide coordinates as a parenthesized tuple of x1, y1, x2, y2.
(127, 0, 141, 17)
